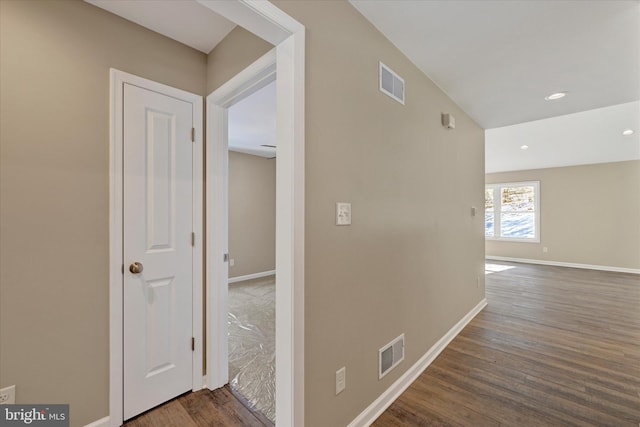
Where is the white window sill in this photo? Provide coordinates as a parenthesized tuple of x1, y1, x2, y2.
(485, 237, 540, 243)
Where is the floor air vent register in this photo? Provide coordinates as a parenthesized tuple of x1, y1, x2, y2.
(379, 334, 404, 379)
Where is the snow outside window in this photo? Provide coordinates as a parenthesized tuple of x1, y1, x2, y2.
(485, 181, 540, 242)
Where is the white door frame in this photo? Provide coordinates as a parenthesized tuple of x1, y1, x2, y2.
(109, 69, 203, 427)
(200, 1, 305, 426)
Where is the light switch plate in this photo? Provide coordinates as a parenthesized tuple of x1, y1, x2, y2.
(336, 203, 351, 225)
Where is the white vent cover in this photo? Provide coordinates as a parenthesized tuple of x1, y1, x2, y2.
(379, 62, 405, 105)
(379, 334, 404, 379)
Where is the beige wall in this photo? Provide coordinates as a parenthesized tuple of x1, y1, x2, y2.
(0, 1, 206, 425)
(228, 152, 276, 278)
(270, 2, 485, 425)
(206, 26, 273, 94)
(486, 161, 640, 270)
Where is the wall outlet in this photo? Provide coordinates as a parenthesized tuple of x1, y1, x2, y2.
(229, 258, 235, 267)
(0, 385, 15, 404)
(336, 367, 346, 395)
(543, 247, 548, 253)
(336, 202, 352, 226)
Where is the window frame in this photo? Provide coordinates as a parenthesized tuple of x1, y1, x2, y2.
(485, 180, 540, 243)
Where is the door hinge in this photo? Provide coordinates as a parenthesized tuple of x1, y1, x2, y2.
(191, 337, 195, 351)
(121, 264, 124, 275)
(191, 232, 195, 247)
(191, 127, 195, 142)
(223, 253, 229, 262)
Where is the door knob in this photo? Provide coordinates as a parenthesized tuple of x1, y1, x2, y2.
(129, 262, 144, 274)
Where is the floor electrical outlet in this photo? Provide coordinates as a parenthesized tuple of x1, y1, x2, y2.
(0, 385, 15, 404)
(336, 367, 346, 395)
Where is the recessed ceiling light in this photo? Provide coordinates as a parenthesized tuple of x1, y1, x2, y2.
(545, 92, 566, 101)
(622, 129, 634, 136)
(520, 145, 529, 150)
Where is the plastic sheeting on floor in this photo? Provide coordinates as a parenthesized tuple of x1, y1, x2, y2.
(228, 276, 275, 422)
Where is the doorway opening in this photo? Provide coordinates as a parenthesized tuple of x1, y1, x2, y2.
(227, 79, 277, 422)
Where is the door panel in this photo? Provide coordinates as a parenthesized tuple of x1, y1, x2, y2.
(123, 83, 193, 420)
(146, 109, 175, 251)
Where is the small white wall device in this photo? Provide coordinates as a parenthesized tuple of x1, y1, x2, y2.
(336, 202, 352, 226)
(442, 113, 455, 129)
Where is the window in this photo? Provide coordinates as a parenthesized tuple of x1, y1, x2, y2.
(485, 181, 540, 242)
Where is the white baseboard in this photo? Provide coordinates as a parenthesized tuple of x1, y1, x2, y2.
(347, 298, 488, 427)
(228, 270, 276, 284)
(486, 255, 640, 275)
(84, 416, 110, 427)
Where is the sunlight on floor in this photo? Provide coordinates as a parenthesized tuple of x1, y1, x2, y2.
(485, 263, 516, 275)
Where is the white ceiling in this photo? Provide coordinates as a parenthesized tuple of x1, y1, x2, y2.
(85, 0, 235, 53)
(228, 81, 277, 158)
(350, 0, 639, 130)
(486, 101, 640, 173)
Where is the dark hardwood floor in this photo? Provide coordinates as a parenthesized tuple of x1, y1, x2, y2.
(123, 262, 639, 426)
(123, 385, 273, 427)
(373, 262, 640, 426)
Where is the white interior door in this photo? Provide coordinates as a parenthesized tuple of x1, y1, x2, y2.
(123, 83, 194, 420)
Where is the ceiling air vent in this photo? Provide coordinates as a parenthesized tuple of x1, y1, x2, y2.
(379, 334, 404, 379)
(379, 62, 405, 105)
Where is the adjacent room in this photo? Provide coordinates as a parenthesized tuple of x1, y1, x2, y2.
(227, 79, 277, 423)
